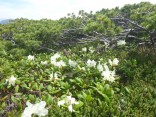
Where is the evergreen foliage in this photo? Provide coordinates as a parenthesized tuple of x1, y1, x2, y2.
(0, 2, 156, 117)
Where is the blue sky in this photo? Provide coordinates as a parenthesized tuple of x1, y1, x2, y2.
(0, 0, 155, 20)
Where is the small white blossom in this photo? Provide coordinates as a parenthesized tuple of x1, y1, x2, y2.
(55, 60, 66, 68)
(6, 75, 16, 86)
(41, 61, 48, 65)
(101, 69, 116, 82)
(51, 60, 66, 68)
(33, 101, 48, 117)
(22, 101, 48, 117)
(97, 63, 103, 72)
(81, 67, 86, 71)
(82, 47, 87, 52)
(68, 59, 77, 67)
(108, 58, 119, 67)
(51, 53, 61, 61)
(21, 102, 34, 117)
(58, 100, 65, 107)
(86, 59, 96, 67)
(89, 47, 95, 53)
(58, 96, 79, 112)
(68, 105, 73, 112)
(117, 40, 126, 46)
(51, 60, 57, 65)
(104, 42, 109, 48)
(66, 96, 79, 105)
(28, 55, 34, 60)
(104, 64, 109, 71)
(50, 72, 59, 80)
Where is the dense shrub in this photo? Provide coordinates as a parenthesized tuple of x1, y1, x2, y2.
(0, 2, 156, 117)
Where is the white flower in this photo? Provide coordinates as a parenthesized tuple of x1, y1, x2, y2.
(50, 72, 59, 80)
(97, 63, 103, 72)
(41, 61, 48, 65)
(68, 59, 77, 67)
(82, 47, 87, 52)
(51, 53, 61, 61)
(51, 60, 66, 68)
(21, 102, 34, 117)
(66, 96, 79, 112)
(86, 59, 96, 67)
(104, 42, 109, 48)
(81, 67, 85, 71)
(6, 75, 16, 86)
(66, 96, 79, 105)
(51, 60, 57, 65)
(108, 58, 119, 67)
(21, 101, 48, 117)
(104, 64, 109, 71)
(58, 100, 65, 107)
(89, 47, 95, 53)
(101, 69, 116, 82)
(117, 40, 126, 46)
(33, 101, 48, 117)
(68, 105, 73, 112)
(58, 96, 79, 112)
(55, 60, 66, 68)
(28, 55, 34, 60)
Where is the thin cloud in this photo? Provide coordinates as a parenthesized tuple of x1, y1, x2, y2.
(0, 0, 155, 20)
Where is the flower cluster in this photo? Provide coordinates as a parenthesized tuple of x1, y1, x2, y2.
(101, 58, 119, 82)
(28, 55, 34, 60)
(6, 75, 16, 86)
(102, 64, 116, 82)
(82, 47, 87, 52)
(22, 101, 48, 117)
(68, 59, 77, 67)
(51, 53, 61, 61)
(86, 59, 97, 67)
(108, 58, 119, 67)
(97, 63, 104, 72)
(6, 50, 120, 115)
(117, 40, 126, 46)
(51, 53, 66, 68)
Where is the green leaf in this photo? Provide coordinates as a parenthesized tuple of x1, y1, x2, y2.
(114, 88, 120, 92)
(31, 83, 38, 90)
(47, 85, 53, 92)
(1, 102, 6, 108)
(21, 83, 30, 89)
(17, 101, 22, 110)
(85, 95, 93, 102)
(125, 87, 130, 94)
(82, 92, 87, 98)
(90, 86, 110, 104)
(15, 80, 21, 85)
(14, 93, 23, 96)
(29, 94, 35, 101)
(15, 85, 19, 93)
(39, 83, 44, 90)
(103, 84, 110, 91)
(46, 94, 53, 104)
(74, 101, 84, 110)
(11, 96, 17, 103)
(0, 83, 6, 90)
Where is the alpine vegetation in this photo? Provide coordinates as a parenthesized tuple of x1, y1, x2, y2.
(0, 2, 156, 117)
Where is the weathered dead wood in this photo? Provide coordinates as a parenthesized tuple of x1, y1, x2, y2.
(110, 17, 156, 48)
